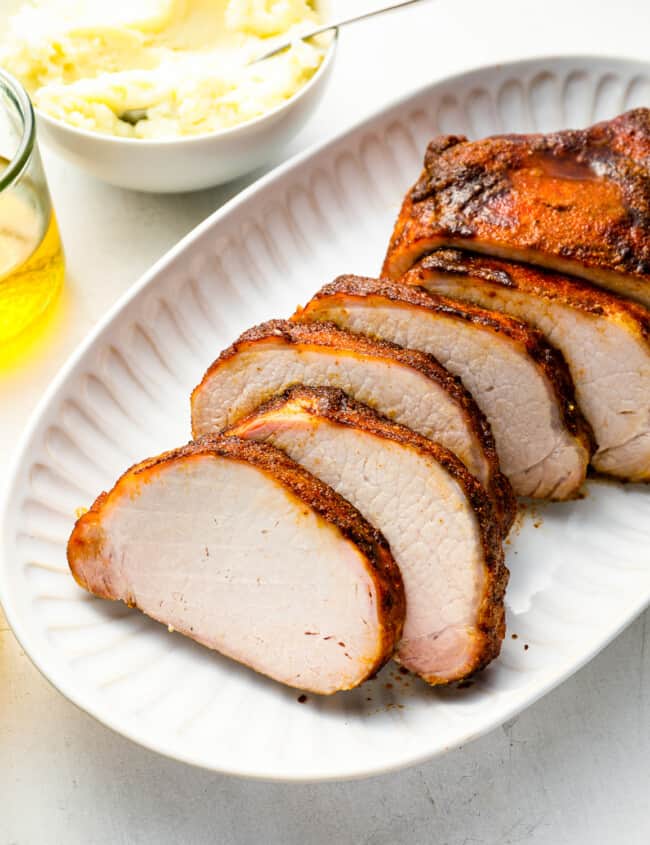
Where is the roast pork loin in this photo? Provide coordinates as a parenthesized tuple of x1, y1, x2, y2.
(382, 110, 650, 306)
(295, 276, 592, 499)
(191, 320, 514, 531)
(67, 436, 406, 695)
(405, 249, 650, 482)
(229, 387, 507, 684)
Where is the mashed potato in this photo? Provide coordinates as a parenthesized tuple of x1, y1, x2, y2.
(0, 0, 326, 138)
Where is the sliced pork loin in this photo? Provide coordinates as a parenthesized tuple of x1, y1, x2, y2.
(382, 110, 650, 306)
(295, 276, 592, 500)
(229, 387, 507, 684)
(405, 249, 650, 482)
(191, 320, 514, 531)
(68, 436, 405, 695)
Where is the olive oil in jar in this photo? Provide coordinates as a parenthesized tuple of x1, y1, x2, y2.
(0, 155, 64, 343)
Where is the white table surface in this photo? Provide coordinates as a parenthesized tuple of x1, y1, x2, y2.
(2, 1, 649, 842)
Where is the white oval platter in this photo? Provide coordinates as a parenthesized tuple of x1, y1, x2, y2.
(2, 56, 649, 781)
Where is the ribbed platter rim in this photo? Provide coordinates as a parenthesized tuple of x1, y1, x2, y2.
(1, 55, 649, 781)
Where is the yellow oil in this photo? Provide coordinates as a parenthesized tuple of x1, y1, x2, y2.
(0, 160, 64, 344)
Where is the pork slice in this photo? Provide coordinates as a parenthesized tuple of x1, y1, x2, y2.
(229, 387, 507, 684)
(382, 109, 650, 306)
(295, 276, 592, 499)
(405, 249, 650, 481)
(67, 436, 405, 695)
(191, 319, 513, 531)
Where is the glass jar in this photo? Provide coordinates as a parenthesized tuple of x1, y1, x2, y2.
(0, 68, 64, 344)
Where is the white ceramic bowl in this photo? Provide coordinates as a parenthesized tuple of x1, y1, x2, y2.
(35, 33, 337, 193)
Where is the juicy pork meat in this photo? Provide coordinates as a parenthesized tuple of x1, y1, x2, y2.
(405, 249, 650, 482)
(382, 109, 650, 306)
(229, 387, 507, 684)
(67, 436, 405, 695)
(191, 319, 514, 531)
(295, 276, 592, 499)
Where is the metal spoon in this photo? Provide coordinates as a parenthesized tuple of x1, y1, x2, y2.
(121, 0, 430, 125)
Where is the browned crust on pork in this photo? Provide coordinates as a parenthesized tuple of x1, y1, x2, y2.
(297, 274, 595, 454)
(67, 435, 405, 689)
(230, 386, 509, 683)
(410, 248, 650, 341)
(192, 319, 513, 532)
(382, 109, 650, 284)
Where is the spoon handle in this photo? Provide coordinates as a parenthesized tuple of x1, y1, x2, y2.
(123, 1, 431, 122)
(255, 0, 431, 62)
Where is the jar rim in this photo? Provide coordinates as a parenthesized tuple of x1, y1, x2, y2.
(0, 68, 35, 192)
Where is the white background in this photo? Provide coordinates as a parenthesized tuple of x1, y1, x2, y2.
(1, 0, 649, 842)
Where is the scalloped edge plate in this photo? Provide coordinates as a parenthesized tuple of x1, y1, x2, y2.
(2, 56, 650, 781)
